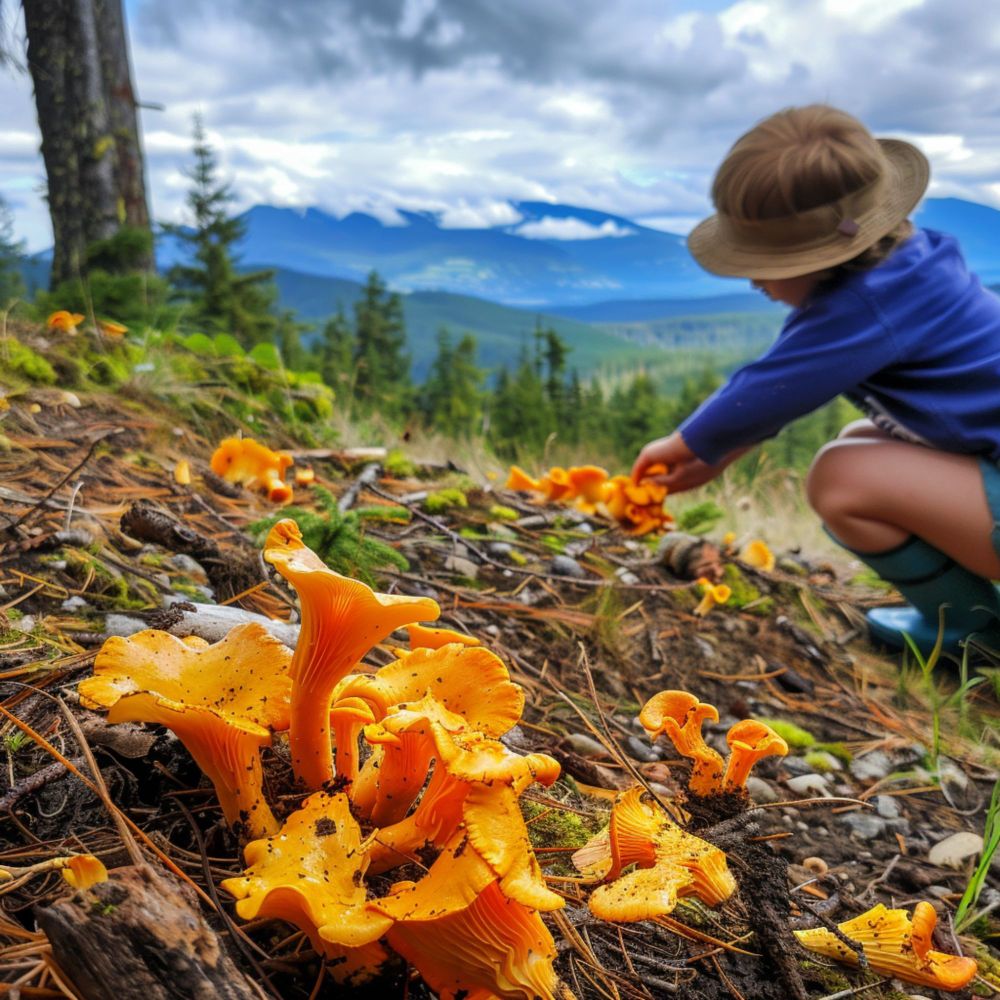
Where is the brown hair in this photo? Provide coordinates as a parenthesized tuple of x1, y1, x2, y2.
(712, 104, 912, 275)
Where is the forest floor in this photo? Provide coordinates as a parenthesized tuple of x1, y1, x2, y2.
(1, 383, 998, 1000)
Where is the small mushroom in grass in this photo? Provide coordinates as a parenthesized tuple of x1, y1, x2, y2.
(370, 828, 565, 1000)
(173, 459, 191, 485)
(221, 792, 393, 986)
(97, 318, 128, 339)
(722, 719, 788, 792)
(582, 787, 736, 921)
(210, 436, 294, 500)
(739, 539, 776, 572)
(794, 901, 977, 992)
(264, 519, 439, 789)
(294, 466, 315, 486)
(46, 310, 84, 335)
(405, 623, 482, 649)
(639, 691, 725, 796)
(505, 465, 541, 492)
(693, 577, 731, 616)
(79, 624, 292, 838)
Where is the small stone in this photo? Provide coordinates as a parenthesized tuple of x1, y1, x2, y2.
(840, 812, 886, 839)
(785, 774, 829, 798)
(444, 555, 479, 579)
(565, 734, 608, 758)
(615, 568, 641, 586)
(487, 542, 513, 559)
(517, 587, 540, 606)
(928, 831, 984, 870)
(781, 756, 816, 778)
(169, 554, 208, 579)
(849, 750, 893, 782)
(626, 736, 659, 763)
(693, 637, 715, 659)
(926, 884, 953, 899)
(61, 596, 91, 612)
(875, 794, 901, 820)
(550, 555, 585, 578)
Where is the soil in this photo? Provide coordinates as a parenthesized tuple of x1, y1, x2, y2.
(1, 390, 998, 1000)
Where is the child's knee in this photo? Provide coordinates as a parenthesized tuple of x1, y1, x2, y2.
(805, 441, 854, 517)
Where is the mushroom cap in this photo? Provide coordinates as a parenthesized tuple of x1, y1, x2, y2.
(46, 310, 84, 330)
(98, 319, 128, 337)
(294, 467, 315, 485)
(739, 539, 776, 572)
(589, 860, 692, 923)
(405, 623, 482, 650)
(505, 465, 541, 492)
(567, 465, 609, 502)
(794, 902, 977, 991)
(174, 460, 192, 485)
(222, 792, 392, 964)
(80, 623, 292, 729)
(538, 467, 573, 502)
(210, 437, 294, 485)
(61, 855, 108, 890)
(336, 643, 523, 736)
(638, 691, 725, 795)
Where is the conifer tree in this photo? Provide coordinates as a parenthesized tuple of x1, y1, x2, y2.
(488, 345, 551, 456)
(352, 270, 412, 418)
(0, 196, 25, 305)
(421, 329, 484, 438)
(166, 114, 277, 346)
(318, 308, 356, 392)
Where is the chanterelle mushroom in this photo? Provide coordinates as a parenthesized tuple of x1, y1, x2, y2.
(639, 691, 725, 796)
(79, 623, 292, 838)
(263, 518, 439, 788)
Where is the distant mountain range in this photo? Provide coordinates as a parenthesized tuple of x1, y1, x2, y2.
(153, 195, 1000, 312)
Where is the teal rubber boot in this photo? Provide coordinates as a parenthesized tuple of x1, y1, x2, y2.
(841, 535, 1000, 653)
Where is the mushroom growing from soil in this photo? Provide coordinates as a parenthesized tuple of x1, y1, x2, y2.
(46, 310, 84, 335)
(639, 691, 725, 796)
(505, 465, 541, 492)
(210, 436, 294, 501)
(739, 539, 776, 572)
(221, 791, 393, 986)
(61, 855, 108, 890)
(263, 518, 440, 789)
(567, 465, 609, 513)
(582, 787, 736, 922)
(722, 719, 788, 792)
(693, 577, 732, 616)
(79, 623, 293, 838)
(794, 901, 977, 992)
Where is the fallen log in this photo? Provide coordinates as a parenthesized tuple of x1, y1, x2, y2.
(106, 600, 300, 647)
(36, 865, 259, 1000)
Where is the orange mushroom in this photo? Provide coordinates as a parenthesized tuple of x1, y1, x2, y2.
(97, 319, 128, 339)
(694, 577, 731, 616)
(210, 436, 294, 500)
(80, 623, 292, 837)
(46, 310, 84, 335)
(370, 827, 564, 1000)
(537, 466, 573, 502)
(794, 901, 977, 992)
(585, 787, 736, 922)
(722, 720, 788, 792)
(173, 459, 191, 485)
(567, 465, 609, 513)
(739, 539, 776, 572)
(222, 791, 392, 985)
(294, 466, 315, 486)
(405, 623, 482, 650)
(639, 691, 725, 796)
(61, 855, 108, 890)
(263, 519, 440, 788)
(505, 465, 541, 492)
(329, 696, 377, 786)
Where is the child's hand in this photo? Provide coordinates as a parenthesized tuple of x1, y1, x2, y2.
(632, 432, 737, 494)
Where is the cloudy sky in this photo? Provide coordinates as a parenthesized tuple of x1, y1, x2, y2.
(2, 0, 999, 251)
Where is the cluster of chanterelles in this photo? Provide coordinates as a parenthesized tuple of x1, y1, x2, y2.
(82, 519, 572, 998)
(80, 529, 978, 995)
(506, 463, 673, 535)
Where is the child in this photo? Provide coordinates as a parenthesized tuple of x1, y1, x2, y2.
(632, 105, 1000, 653)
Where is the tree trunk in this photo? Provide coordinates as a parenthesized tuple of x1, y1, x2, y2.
(22, 0, 153, 286)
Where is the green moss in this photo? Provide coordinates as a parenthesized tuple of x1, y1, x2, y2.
(813, 741, 853, 764)
(1, 337, 56, 384)
(384, 449, 418, 478)
(508, 549, 528, 566)
(488, 504, 519, 521)
(521, 795, 607, 876)
(541, 534, 566, 554)
(803, 750, 839, 773)
(721, 562, 775, 616)
(753, 717, 816, 749)
(424, 488, 468, 515)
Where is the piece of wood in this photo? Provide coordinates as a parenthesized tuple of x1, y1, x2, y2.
(106, 600, 300, 647)
(36, 865, 258, 1000)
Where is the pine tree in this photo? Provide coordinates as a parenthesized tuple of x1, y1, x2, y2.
(318, 309, 356, 392)
(421, 329, 484, 438)
(488, 345, 552, 457)
(166, 114, 277, 346)
(352, 270, 412, 419)
(0, 196, 25, 306)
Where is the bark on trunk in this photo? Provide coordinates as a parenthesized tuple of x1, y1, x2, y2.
(22, 0, 153, 286)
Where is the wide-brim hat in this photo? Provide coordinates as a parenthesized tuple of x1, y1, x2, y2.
(687, 139, 930, 280)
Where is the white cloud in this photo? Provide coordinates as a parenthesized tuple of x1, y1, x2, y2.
(515, 217, 635, 240)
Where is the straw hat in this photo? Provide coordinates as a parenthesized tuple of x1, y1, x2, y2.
(687, 138, 929, 280)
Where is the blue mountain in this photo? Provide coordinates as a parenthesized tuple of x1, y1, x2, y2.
(155, 196, 1000, 312)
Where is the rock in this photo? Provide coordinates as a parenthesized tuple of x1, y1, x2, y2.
(550, 555, 586, 578)
(625, 736, 659, 763)
(564, 734, 608, 758)
(928, 831, 984, 869)
(775, 665, 815, 696)
(840, 812, 886, 839)
(168, 554, 208, 580)
(614, 567, 641, 586)
(785, 774, 829, 798)
(781, 756, 817, 778)
(61, 595, 91, 612)
(517, 588, 540, 606)
(487, 542, 513, 559)
(849, 750, 893, 782)
(693, 637, 716, 659)
(444, 555, 479, 579)
(875, 794, 901, 820)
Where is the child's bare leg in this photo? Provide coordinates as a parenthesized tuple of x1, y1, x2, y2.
(806, 437, 1000, 579)
(837, 418, 891, 440)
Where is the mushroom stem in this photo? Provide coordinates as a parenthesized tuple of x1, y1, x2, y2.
(289, 686, 338, 791)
